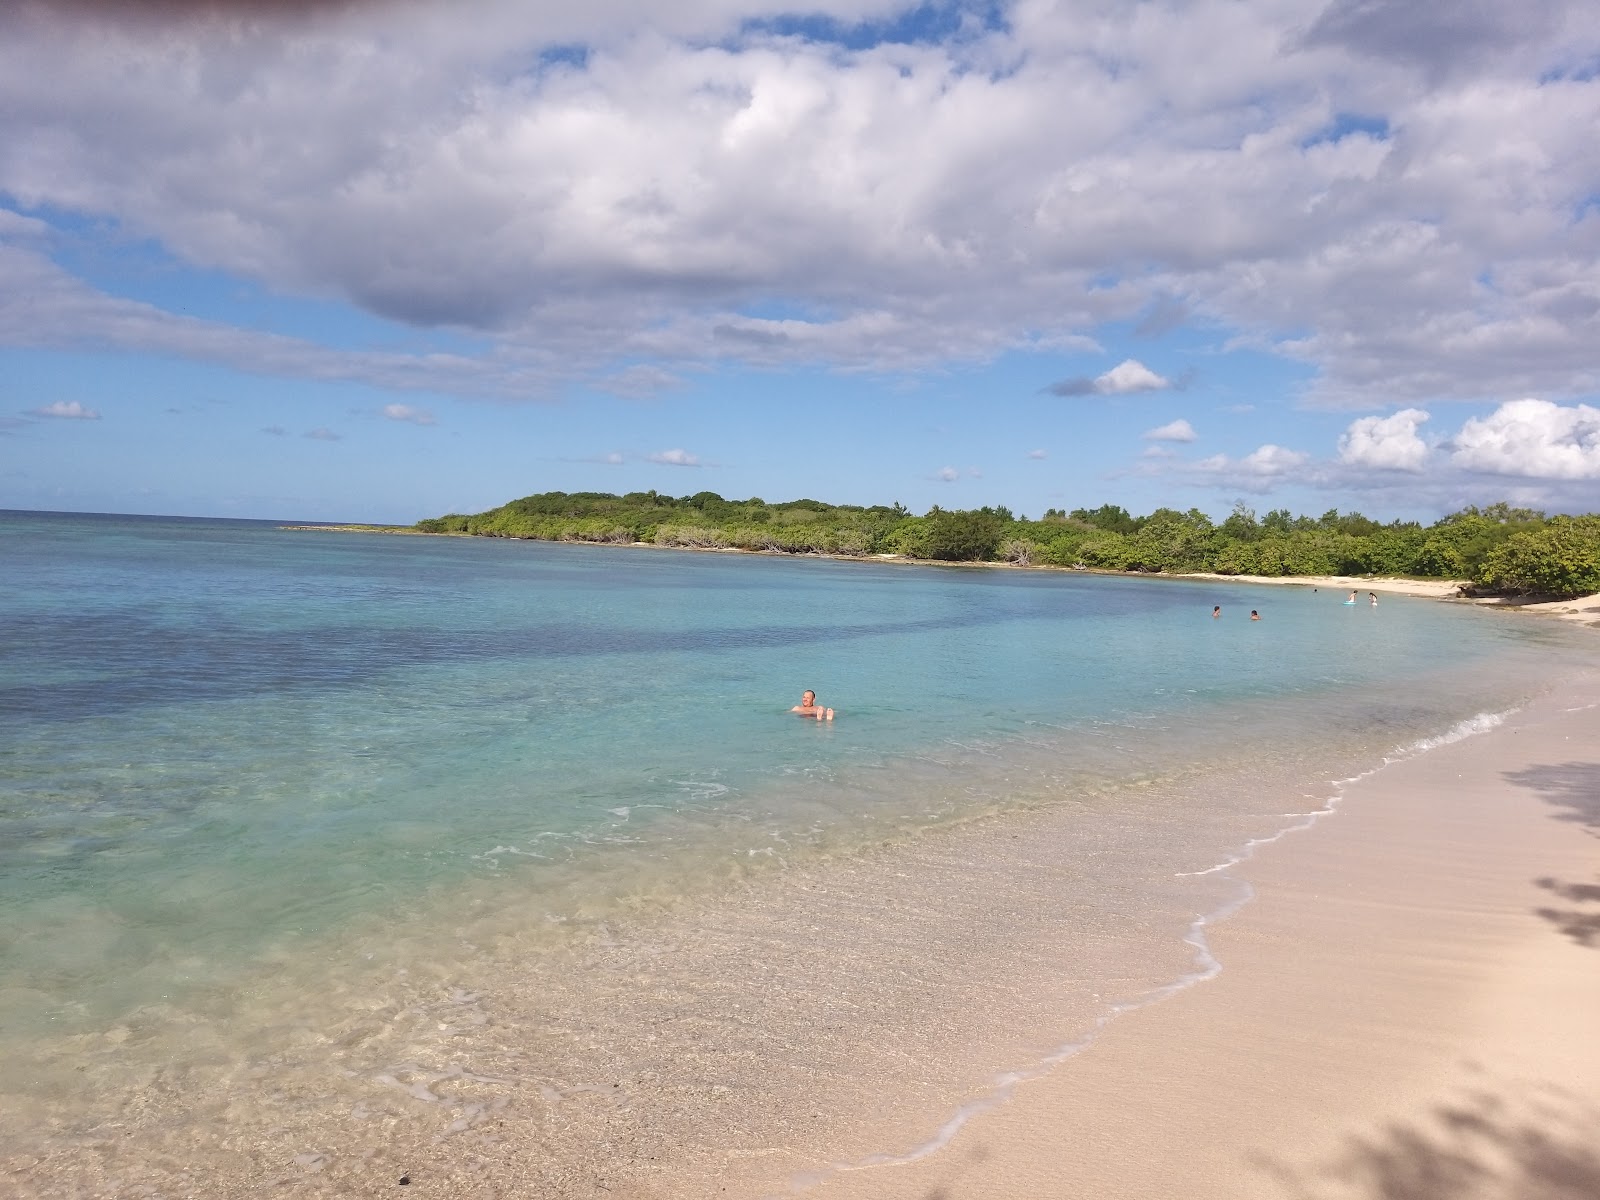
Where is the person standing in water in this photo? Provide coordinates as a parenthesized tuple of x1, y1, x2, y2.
(1369, 592, 1379, 606)
(1250, 610, 1260, 621)
(792, 690, 835, 720)
(1212, 605, 1222, 619)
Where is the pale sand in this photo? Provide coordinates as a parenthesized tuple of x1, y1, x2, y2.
(1180, 572, 1467, 599)
(1472, 593, 1600, 629)
(791, 680, 1600, 1200)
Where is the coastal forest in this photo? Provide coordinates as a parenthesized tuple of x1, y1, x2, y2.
(415, 493, 1600, 599)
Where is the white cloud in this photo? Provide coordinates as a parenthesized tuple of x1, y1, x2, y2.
(936, 466, 959, 482)
(1051, 359, 1175, 397)
(648, 448, 700, 466)
(1144, 418, 1197, 443)
(383, 403, 437, 425)
(29, 399, 100, 420)
(1192, 444, 1311, 492)
(305, 427, 342, 441)
(603, 451, 624, 465)
(0, 2, 1596, 411)
(1337, 408, 1431, 471)
(1098, 360, 1174, 395)
(1026, 448, 1047, 459)
(1448, 398, 1600, 479)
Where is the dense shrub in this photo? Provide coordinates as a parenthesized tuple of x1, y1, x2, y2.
(413, 491, 1600, 594)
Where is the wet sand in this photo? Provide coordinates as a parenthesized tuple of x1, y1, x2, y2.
(790, 676, 1600, 1200)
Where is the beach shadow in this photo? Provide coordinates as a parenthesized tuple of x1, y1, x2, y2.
(1502, 761, 1600, 949)
(1257, 1082, 1600, 1199)
(1502, 761, 1600, 832)
(1534, 877, 1600, 949)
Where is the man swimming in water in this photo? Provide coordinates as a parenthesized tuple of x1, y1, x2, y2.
(791, 690, 835, 720)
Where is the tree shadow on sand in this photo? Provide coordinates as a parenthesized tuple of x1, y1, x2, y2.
(1503, 761, 1600, 832)
(1256, 1081, 1600, 1200)
(1502, 761, 1600, 949)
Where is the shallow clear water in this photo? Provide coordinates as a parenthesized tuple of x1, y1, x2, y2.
(2, 510, 1594, 1192)
(1, 511, 1581, 1031)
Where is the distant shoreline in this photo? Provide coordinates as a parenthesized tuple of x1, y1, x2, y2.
(279, 522, 1600, 624)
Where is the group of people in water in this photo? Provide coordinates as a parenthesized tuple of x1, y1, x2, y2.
(1211, 590, 1379, 622)
(1212, 605, 1261, 620)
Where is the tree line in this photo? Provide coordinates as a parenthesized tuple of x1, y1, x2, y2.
(415, 492, 1600, 599)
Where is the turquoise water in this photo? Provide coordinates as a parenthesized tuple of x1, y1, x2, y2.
(0, 511, 1585, 1059)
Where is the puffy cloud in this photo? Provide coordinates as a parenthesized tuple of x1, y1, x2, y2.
(29, 399, 99, 419)
(1193, 444, 1311, 492)
(1026, 448, 1047, 459)
(935, 466, 959, 481)
(0, 1, 1596, 409)
(1144, 418, 1197, 442)
(648, 447, 700, 466)
(1337, 407, 1431, 471)
(603, 451, 624, 465)
(1448, 398, 1600, 479)
(383, 403, 436, 425)
(1050, 359, 1174, 397)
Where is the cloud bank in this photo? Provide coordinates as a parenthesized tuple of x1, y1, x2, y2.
(0, 0, 1594, 407)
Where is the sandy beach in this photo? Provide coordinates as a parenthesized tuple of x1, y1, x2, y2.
(787, 675, 1600, 1200)
(1179, 571, 1469, 599)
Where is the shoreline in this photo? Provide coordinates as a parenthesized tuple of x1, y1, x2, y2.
(281, 525, 1600, 622)
(6, 652, 1597, 1195)
(782, 670, 1600, 1200)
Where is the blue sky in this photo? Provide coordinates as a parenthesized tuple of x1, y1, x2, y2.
(2, 0, 1598, 524)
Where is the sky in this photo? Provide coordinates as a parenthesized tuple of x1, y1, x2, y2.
(1, 0, 1598, 525)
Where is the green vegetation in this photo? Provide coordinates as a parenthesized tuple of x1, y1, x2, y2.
(416, 494, 1600, 599)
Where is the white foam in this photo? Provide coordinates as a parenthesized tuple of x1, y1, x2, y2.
(473, 845, 549, 861)
(1387, 708, 1512, 760)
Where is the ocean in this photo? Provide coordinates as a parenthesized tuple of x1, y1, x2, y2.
(2, 510, 1593, 1195)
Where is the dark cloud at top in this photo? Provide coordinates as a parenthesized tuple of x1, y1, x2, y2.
(22, 0, 374, 20)
(1301, 0, 1568, 77)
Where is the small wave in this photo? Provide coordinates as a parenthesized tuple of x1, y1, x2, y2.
(796, 871, 1260, 1187)
(473, 845, 548, 861)
(1387, 708, 1513, 761)
(674, 779, 731, 800)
